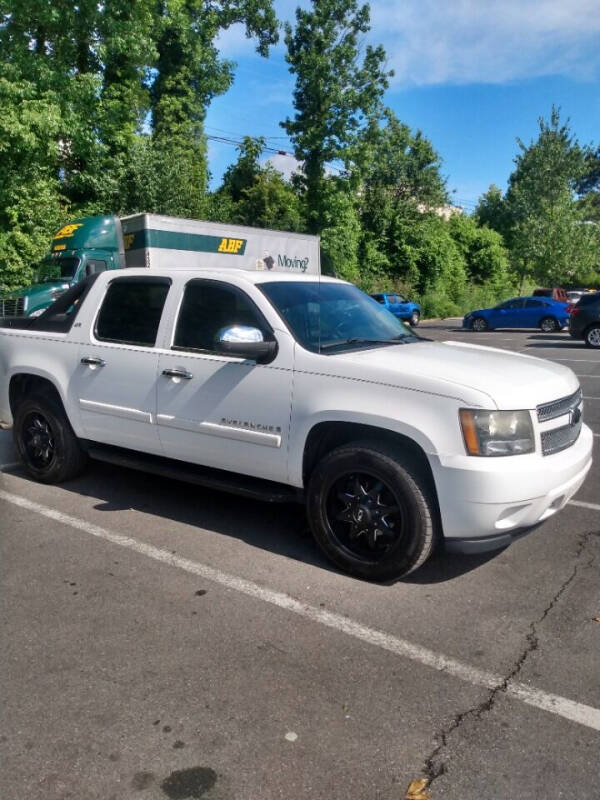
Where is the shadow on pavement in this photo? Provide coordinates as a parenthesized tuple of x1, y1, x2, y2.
(6, 459, 498, 585)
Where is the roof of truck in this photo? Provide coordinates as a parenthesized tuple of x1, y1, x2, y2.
(119, 268, 344, 285)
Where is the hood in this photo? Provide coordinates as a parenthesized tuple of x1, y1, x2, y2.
(331, 340, 579, 410)
(1, 281, 70, 313)
(463, 308, 485, 317)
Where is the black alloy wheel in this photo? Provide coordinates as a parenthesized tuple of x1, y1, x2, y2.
(14, 392, 88, 483)
(22, 412, 56, 469)
(326, 471, 405, 562)
(307, 442, 436, 580)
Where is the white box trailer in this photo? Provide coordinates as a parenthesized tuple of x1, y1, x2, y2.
(120, 214, 320, 275)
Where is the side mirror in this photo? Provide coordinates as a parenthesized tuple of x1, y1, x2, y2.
(215, 326, 277, 363)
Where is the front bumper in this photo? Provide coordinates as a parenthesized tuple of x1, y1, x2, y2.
(430, 423, 593, 552)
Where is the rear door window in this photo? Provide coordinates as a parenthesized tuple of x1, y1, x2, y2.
(95, 278, 170, 346)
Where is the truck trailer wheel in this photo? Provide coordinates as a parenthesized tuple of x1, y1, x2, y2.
(307, 442, 437, 581)
(14, 393, 87, 484)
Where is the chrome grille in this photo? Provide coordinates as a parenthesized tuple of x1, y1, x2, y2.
(0, 297, 25, 317)
(537, 388, 582, 423)
(541, 417, 582, 456)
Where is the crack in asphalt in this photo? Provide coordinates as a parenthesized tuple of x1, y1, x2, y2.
(423, 529, 600, 785)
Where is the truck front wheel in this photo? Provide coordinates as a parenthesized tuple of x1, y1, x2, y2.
(307, 442, 437, 581)
(14, 394, 87, 484)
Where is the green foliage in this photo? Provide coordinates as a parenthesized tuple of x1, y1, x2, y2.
(576, 146, 600, 223)
(503, 108, 598, 286)
(318, 182, 361, 281)
(216, 137, 304, 230)
(282, 0, 391, 232)
(447, 213, 510, 287)
(2, 4, 597, 309)
(473, 184, 510, 239)
(0, 0, 278, 289)
(0, 68, 67, 290)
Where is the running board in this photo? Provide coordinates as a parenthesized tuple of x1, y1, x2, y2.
(85, 443, 303, 504)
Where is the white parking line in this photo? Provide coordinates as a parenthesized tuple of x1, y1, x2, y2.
(0, 462, 19, 470)
(569, 500, 600, 512)
(583, 396, 600, 400)
(1, 487, 599, 733)
(551, 358, 600, 363)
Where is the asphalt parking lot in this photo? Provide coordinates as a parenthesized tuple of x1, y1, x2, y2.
(1, 321, 599, 800)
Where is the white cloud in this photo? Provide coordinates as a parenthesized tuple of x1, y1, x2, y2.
(217, 1, 600, 87)
(263, 153, 303, 179)
(370, 0, 600, 86)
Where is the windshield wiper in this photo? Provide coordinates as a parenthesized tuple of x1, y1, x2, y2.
(320, 337, 413, 351)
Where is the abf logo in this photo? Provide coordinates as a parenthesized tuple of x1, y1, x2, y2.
(53, 223, 83, 240)
(218, 237, 245, 254)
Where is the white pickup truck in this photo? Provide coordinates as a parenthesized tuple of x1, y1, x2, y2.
(0, 268, 593, 580)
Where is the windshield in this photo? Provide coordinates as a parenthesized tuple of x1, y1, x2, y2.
(260, 281, 420, 353)
(36, 257, 80, 282)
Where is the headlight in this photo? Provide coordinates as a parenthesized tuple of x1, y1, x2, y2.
(28, 308, 45, 318)
(459, 409, 534, 456)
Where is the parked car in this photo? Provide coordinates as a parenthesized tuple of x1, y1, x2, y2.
(568, 291, 600, 348)
(463, 296, 570, 332)
(370, 293, 421, 326)
(1, 269, 592, 580)
(533, 287, 569, 303)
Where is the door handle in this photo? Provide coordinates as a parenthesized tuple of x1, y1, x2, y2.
(81, 356, 106, 367)
(162, 368, 193, 380)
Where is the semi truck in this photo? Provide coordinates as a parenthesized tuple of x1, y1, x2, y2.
(0, 214, 320, 317)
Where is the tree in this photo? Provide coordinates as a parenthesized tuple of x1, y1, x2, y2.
(282, 0, 392, 232)
(0, 0, 281, 289)
(0, 67, 67, 290)
(576, 146, 600, 223)
(356, 109, 449, 287)
(503, 108, 597, 287)
(473, 184, 509, 239)
(216, 137, 304, 231)
(447, 214, 509, 287)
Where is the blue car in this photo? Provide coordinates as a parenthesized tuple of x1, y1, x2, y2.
(463, 296, 570, 332)
(370, 292, 421, 326)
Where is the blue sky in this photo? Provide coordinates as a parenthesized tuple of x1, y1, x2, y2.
(205, 0, 600, 212)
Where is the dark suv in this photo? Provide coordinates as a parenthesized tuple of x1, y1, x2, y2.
(568, 292, 600, 348)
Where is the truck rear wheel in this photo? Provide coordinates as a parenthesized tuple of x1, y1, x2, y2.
(14, 393, 87, 484)
(307, 442, 437, 581)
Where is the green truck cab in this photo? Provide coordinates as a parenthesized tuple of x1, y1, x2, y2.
(1, 216, 124, 317)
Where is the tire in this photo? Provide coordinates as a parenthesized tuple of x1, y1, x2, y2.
(409, 310, 420, 327)
(539, 316, 558, 333)
(471, 317, 489, 332)
(585, 324, 600, 349)
(13, 392, 88, 484)
(307, 441, 437, 581)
